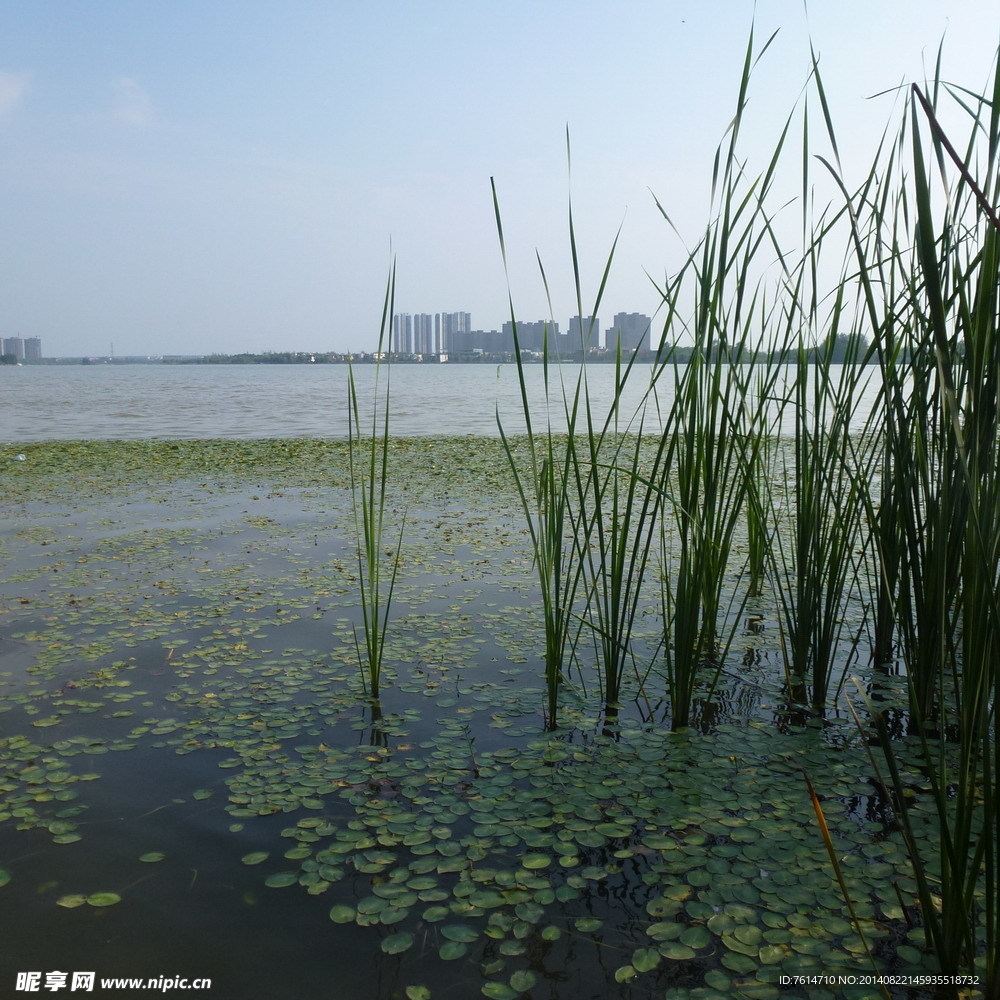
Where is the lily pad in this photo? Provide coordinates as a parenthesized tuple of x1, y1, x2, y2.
(381, 932, 414, 955)
(441, 924, 479, 943)
(482, 984, 517, 1000)
(509, 970, 536, 992)
(439, 940, 468, 961)
(86, 892, 121, 907)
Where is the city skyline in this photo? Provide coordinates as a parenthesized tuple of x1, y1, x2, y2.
(390, 311, 653, 356)
(1, 335, 42, 361)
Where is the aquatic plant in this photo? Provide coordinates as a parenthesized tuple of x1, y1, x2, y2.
(492, 174, 589, 730)
(347, 263, 404, 709)
(820, 44, 1000, 991)
(648, 27, 789, 729)
(771, 333, 873, 712)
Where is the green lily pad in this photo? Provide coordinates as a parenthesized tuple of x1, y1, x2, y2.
(87, 892, 121, 907)
(509, 970, 536, 992)
(329, 904, 356, 924)
(241, 852, 269, 865)
(441, 924, 479, 943)
(658, 940, 695, 961)
(439, 940, 468, 961)
(632, 947, 661, 973)
(56, 894, 87, 908)
(381, 932, 414, 955)
(520, 853, 550, 870)
(264, 872, 298, 888)
(680, 925, 711, 949)
(139, 852, 165, 863)
(482, 984, 517, 1000)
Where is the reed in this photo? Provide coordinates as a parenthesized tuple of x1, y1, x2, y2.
(484, 31, 996, 984)
(565, 160, 666, 726)
(648, 26, 791, 729)
(820, 45, 999, 990)
(347, 263, 404, 710)
(492, 175, 589, 730)
(770, 332, 873, 712)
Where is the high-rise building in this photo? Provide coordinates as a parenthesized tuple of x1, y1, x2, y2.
(2, 336, 25, 360)
(392, 314, 413, 354)
(413, 314, 434, 355)
(568, 316, 600, 351)
(24, 337, 42, 361)
(437, 312, 471, 353)
(502, 320, 558, 353)
(606, 313, 651, 353)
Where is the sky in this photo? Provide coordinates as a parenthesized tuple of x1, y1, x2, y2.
(1, 2, 998, 358)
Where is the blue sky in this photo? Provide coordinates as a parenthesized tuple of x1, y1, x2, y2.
(1, 1, 997, 357)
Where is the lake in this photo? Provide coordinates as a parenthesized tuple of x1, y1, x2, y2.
(1, 372, 982, 1000)
(1, 362, 884, 442)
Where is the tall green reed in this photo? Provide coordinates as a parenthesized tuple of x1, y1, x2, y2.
(770, 330, 874, 711)
(347, 264, 404, 711)
(566, 171, 665, 726)
(820, 47, 999, 990)
(647, 26, 791, 729)
(492, 176, 589, 730)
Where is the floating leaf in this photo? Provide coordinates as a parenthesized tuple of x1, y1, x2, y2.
(381, 932, 414, 955)
(264, 872, 298, 888)
(241, 852, 269, 866)
(680, 925, 711, 950)
(658, 941, 695, 961)
(56, 894, 87, 908)
(482, 984, 517, 1000)
(632, 948, 661, 973)
(439, 941, 468, 961)
(520, 853, 549, 870)
(405, 988, 430, 1000)
(441, 924, 479, 943)
(139, 852, 165, 863)
(86, 892, 121, 907)
(329, 904, 356, 924)
(508, 970, 536, 992)
(574, 917, 602, 933)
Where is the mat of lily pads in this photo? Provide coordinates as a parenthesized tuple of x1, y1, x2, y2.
(0, 439, 988, 1000)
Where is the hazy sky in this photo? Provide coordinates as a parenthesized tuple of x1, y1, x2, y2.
(2, 2, 997, 357)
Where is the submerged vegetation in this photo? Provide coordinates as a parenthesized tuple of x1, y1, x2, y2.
(2, 30, 999, 1000)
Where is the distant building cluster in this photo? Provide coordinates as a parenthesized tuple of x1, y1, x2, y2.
(390, 311, 652, 357)
(392, 312, 472, 355)
(1, 336, 42, 361)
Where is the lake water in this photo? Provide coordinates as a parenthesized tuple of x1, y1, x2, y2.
(1, 363, 884, 442)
